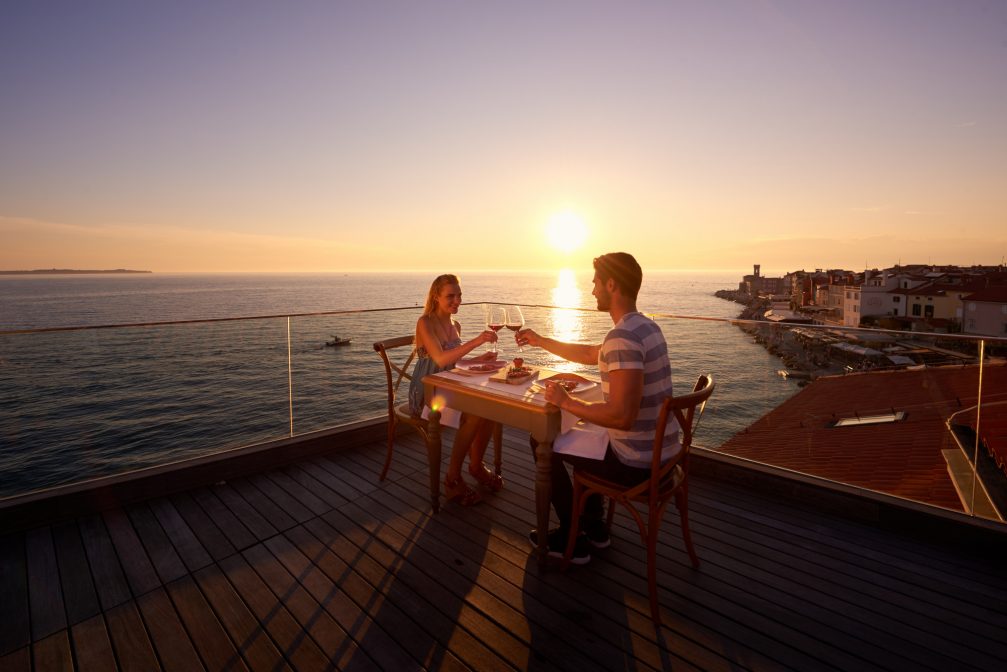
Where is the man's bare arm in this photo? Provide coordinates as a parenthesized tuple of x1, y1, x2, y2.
(515, 328, 600, 365)
(545, 368, 642, 430)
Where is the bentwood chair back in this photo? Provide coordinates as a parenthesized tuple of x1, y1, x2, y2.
(563, 374, 715, 626)
(372, 335, 502, 513)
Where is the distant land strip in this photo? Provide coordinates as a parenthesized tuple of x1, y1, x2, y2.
(0, 269, 152, 275)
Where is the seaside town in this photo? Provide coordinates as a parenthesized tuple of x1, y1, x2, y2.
(717, 262, 1007, 379)
(714, 263, 1007, 523)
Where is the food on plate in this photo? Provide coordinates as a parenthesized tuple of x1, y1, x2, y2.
(507, 357, 531, 380)
(541, 372, 589, 392)
(467, 363, 498, 372)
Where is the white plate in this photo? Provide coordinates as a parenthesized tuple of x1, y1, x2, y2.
(532, 377, 598, 394)
(453, 360, 506, 375)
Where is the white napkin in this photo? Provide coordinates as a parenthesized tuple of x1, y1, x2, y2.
(561, 409, 580, 434)
(420, 405, 461, 429)
(554, 421, 609, 459)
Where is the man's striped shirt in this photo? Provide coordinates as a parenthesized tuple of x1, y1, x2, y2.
(599, 312, 678, 468)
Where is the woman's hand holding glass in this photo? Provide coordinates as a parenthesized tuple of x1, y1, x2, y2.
(484, 305, 506, 354)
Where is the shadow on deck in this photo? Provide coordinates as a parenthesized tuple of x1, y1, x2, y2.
(1, 424, 1006, 671)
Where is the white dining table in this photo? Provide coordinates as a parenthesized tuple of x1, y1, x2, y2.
(422, 367, 604, 564)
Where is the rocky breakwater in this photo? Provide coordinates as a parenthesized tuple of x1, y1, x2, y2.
(714, 289, 841, 383)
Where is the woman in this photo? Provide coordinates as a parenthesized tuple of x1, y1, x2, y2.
(409, 274, 504, 506)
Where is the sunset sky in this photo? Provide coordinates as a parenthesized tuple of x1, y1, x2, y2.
(2, 1, 1005, 275)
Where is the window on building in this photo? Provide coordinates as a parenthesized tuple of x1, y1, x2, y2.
(968, 319, 976, 329)
(924, 305, 934, 318)
(832, 411, 906, 428)
(912, 304, 922, 316)
(893, 296, 901, 303)
(969, 302, 976, 311)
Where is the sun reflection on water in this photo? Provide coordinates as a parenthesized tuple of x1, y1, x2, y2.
(548, 269, 585, 372)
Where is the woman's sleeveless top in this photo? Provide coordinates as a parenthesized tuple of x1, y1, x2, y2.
(407, 330, 462, 416)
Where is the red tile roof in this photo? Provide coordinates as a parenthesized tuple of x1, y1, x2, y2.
(717, 363, 1007, 512)
(963, 286, 1007, 303)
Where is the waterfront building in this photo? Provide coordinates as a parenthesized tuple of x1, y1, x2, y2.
(963, 285, 1007, 336)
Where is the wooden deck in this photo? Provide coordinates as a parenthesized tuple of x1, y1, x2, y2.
(2, 426, 1006, 672)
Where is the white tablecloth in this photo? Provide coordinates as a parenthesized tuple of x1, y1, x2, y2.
(425, 367, 610, 460)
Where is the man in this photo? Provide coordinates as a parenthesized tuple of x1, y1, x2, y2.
(516, 252, 676, 564)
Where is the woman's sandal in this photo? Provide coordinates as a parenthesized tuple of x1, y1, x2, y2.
(444, 476, 482, 506)
(468, 464, 504, 493)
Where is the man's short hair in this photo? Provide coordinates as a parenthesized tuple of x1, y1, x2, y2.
(593, 252, 642, 300)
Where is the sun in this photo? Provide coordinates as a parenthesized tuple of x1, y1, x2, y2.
(545, 211, 588, 254)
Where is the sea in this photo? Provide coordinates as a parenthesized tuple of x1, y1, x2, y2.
(0, 271, 799, 498)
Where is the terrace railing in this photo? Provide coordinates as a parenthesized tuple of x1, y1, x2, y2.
(2, 302, 1005, 525)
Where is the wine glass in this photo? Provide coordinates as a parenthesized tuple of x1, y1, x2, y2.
(485, 305, 506, 355)
(506, 305, 525, 352)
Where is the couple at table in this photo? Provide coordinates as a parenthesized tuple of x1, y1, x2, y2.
(411, 253, 676, 566)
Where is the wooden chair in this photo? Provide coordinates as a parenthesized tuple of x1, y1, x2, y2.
(563, 374, 715, 626)
(373, 335, 502, 513)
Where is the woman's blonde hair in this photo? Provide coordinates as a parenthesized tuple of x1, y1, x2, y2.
(423, 274, 460, 316)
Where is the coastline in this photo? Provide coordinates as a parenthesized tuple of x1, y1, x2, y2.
(713, 288, 844, 382)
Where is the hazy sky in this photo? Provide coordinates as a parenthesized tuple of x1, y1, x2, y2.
(2, 1, 1005, 274)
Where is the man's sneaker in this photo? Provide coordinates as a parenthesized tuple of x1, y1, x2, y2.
(528, 528, 591, 565)
(581, 519, 611, 549)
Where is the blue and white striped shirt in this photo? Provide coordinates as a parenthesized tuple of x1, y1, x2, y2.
(599, 312, 678, 468)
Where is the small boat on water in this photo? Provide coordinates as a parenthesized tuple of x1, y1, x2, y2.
(325, 335, 352, 347)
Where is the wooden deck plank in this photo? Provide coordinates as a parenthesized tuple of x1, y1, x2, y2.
(247, 473, 318, 522)
(312, 503, 585, 672)
(127, 505, 188, 586)
(229, 479, 296, 533)
(0, 647, 29, 672)
(685, 482, 1007, 656)
(262, 533, 420, 671)
(31, 631, 72, 672)
(101, 509, 160, 597)
(0, 533, 30, 656)
(349, 494, 648, 672)
(148, 497, 214, 573)
(77, 515, 132, 612)
(104, 601, 160, 671)
(164, 575, 249, 672)
(292, 519, 529, 672)
(240, 543, 379, 671)
(208, 484, 277, 542)
(264, 470, 330, 517)
(51, 523, 101, 627)
(193, 563, 291, 672)
(70, 615, 117, 672)
(183, 489, 251, 556)
(25, 527, 67, 641)
(500, 440, 882, 670)
(390, 446, 826, 672)
(135, 588, 205, 672)
(690, 480, 1007, 612)
(4, 426, 1007, 672)
(369, 477, 712, 672)
(216, 553, 333, 672)
(680, 492, 1001, 668)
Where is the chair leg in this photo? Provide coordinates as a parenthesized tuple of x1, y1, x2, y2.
(492, 423, 503, 476)
(676, 486, 700, 568)
(426, 413, 442, 514)
(379, 413, 395, 482)
(562, 481, 588, 570)
(605, 496, 616, 532)
(646, 512, 662, 626)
